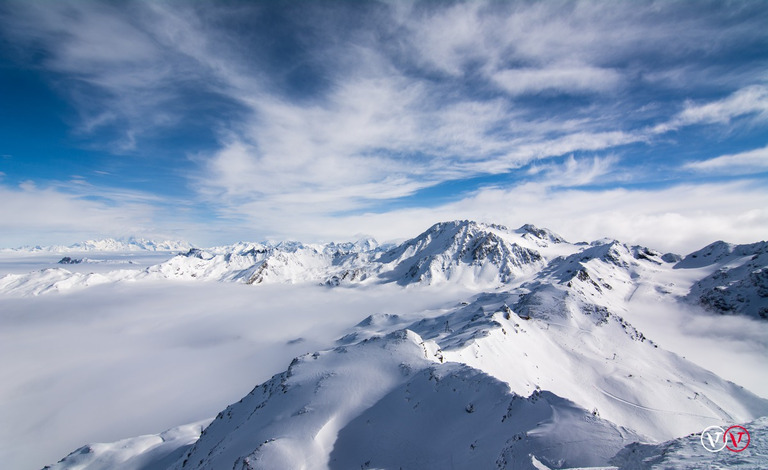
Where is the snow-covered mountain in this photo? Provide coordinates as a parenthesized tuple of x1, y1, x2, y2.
(680, 241, 768, 320)
(140, 220, 559, 288)
(45, 297, 768, 469)
(142, 239, 379, 286)
(2, 237, 193, 253)
(32, 220, 768, 469)
(376, 221, 548, 285)
(162, 289, 765, 469)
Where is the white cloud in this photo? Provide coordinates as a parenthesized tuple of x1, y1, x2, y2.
(528, 155, 619, 187)
(0, 2, 701, 204)
(492, 65, 622, 95)
(5, 172, 763, 256)
(654, 85, 768, 133)
(684, 144, 768, 173)
(0, 182, 199, 247)
(193, 49, 640, 220)
(677, 85, 768, 125)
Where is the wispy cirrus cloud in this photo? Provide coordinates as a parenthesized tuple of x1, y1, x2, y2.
(526, 154, 621, 188)
(0, 1, 248, 151)
(684, 144, 768, 174)
(653, 85, 768, 134)
(492, 65, 623, 96)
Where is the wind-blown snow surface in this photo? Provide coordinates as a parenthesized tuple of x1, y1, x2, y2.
(609, 415, 768, 469)
(2, 221, 767, 469)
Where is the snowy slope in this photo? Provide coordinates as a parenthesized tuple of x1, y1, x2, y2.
(45, 420, 212, 470)
(5, 223, 767, 302)
(142, 221, 563, 288)
(168, 329, 639, 470)
(337, 239, 768, 442)
(0, 267, 137, 296)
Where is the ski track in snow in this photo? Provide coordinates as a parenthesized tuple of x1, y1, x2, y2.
(593, 386, 723, 420)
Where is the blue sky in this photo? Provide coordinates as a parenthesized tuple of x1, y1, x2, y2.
(0, 0, 766, 251)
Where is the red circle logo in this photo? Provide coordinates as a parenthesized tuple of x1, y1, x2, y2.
(724, 425, 750, 452)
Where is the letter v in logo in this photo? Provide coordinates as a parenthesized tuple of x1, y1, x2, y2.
(701, 425, 726, 452)
(725, 425, 750, 452)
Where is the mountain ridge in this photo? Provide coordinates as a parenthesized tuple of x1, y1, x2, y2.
(2, 221, 767, 321)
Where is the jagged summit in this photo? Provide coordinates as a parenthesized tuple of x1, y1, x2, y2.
(376, 220, 544, 286)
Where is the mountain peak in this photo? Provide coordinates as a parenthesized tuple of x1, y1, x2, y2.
(377, 220, 543, 286)
(516, 224, 567, 244)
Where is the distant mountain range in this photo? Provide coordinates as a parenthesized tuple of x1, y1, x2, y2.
(3, 221, 766, 321)
(2, 237, 193, 253)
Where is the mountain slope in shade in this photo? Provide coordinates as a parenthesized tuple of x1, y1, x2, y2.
(328, 367, 638, 470)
